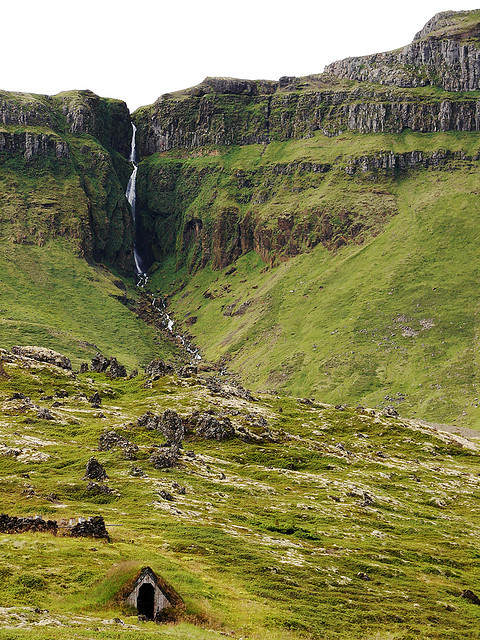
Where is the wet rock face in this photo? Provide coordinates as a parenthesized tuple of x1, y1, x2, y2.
(84, 457, 108, 481)
(11, 346, 72, 370)
(0, 131, 69, 160)
(57, 91, 131, 157)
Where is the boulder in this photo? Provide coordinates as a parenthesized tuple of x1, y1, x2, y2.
(160, 410, 184, 447)
(37, 407, 54, 420)
(11, 346, 71, 370)
(88, 392, 102, 406)
(461, 590, 480, 605)
(84, 457, 108, 481)
(136, 411, 160, 430)
(149, 446, 180, 469)
(145, 358, 174, 379)
(190, 411, 235, 440)
(109, 357, 127, 379)
(91, 353, 110, 373)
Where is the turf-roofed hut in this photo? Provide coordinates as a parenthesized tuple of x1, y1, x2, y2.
(123, 566, 183, 621)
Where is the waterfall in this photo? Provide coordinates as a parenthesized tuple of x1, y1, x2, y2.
(126, 123, 146, 278)
(125, 124, 200, 360)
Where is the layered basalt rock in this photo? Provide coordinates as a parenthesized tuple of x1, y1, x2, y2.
(325, 11, 480, 92)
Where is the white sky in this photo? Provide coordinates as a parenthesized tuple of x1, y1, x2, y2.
(2, 1, 479, 112)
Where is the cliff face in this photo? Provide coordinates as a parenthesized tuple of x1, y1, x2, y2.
(136, 143, 480, 272)
(325, 10, 480, 91)
(0, 89, 134, 270)
(134, 83, 480, 155)
(134, 11, 480, 157)
(130, 9, 480, 276)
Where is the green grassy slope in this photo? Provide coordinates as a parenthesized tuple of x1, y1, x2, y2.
(143, 131, 480, 429)
(0, 355, 479, 639)
(0, 240, 176, 369)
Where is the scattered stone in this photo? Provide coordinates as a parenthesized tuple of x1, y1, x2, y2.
(11, 392, 27, 400)
(79, 362, 89, 374)
(11, 346, 72, 370)
(129, 368, 138, 379)
(383, 406, 399, 417)
(298, 397, 313, 405)
(37, 407, 54, 420)
(88, 392, 102, 407)
(55, 389, 68, 398)
(46, 493, 59, 502)
(178, 365, 197, 377)
(461, 590, 480, 605)
(357, 572, 371, 581)
(158, 490, 175, 501)
(361, 492, 375, 507)
(70, 515, 110, 540)
(91, 353, 111, 373)
(429, 497, 447, 508)
(84, 457, 108, 481)
(172, 481, 186, 494)
(185, 316, 197, 326)
(129, 465, 145, 477)
(109, 357, 127, 379)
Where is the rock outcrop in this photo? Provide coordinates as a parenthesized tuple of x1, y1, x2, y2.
(325, 11, 480, 92)
(11, 346, 72, 370)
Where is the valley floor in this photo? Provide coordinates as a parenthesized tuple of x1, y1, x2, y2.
(0, 350, 479, 639)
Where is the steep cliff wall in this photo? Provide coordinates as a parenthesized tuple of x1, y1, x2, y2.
(134, 83, 480, 154)
(136, 134, 480, 272)
(0, 89, 134, 269)
(134, 11, 480, 157)
(325, 10, 480, 91)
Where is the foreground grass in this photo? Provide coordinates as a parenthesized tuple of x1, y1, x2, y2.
(0, 354, 479, 638)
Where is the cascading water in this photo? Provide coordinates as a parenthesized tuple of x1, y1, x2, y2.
(126, 123, 147, 281)
(125, 122, 201, 361)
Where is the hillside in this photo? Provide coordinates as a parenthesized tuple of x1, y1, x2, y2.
(129, 9, 480, 428)
(0, 349, 479, 639)
(2, 8, 480, 640)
